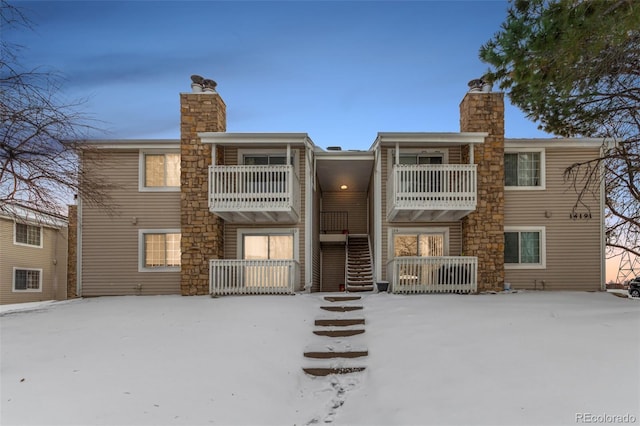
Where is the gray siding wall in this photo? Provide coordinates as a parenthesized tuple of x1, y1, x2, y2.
(504, 146, 602, 290)
(80, 150, 181, 296)
(1, 218, 67, 304)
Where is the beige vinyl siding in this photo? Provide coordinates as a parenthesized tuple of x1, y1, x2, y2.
(222, 146, 306, 290)
(379, 145, 465, 280)
(81, 150, 180, 296)
(322, 191, 368, 234)
(1, 218, 67, 304)
(321, 244, 346, 292)
(504, 147, 602, 290)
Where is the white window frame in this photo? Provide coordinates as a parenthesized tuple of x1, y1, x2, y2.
(504, 226, 546, 269)
(388, 227, 450, 259)
(237, 149, 298, 170)
(13, 222, 43, 248)
(236, 228, 299, 261)
(504, 148, 546, 190)
(13, 267, 43, 292)
(388, 148, 449, 168)
(138, 229, 182, 272)
(138, 150, 181, 192)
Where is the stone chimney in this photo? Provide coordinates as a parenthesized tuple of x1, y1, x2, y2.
(460, 80, 505, 292)
(180, 75, 226, 295)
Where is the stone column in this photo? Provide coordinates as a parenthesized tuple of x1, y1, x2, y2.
(180, 89, 226, 295)
(460, 92, 505, 292)
(66, 204, 78, 299)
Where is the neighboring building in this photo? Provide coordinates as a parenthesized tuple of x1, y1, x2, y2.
(71, 79, 605, 297)
(0, 204, 68, 304)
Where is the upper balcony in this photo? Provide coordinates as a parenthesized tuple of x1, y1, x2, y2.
(387, 164, 477, 222)
(209, 164, 300, 223)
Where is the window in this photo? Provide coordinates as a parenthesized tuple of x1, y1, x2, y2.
(242, 154, 294, 195)
(399, 154, 443, 165)
(14, 223, 42, 247)
(397, 153, 445, 194)
(394, 233, 445, 257)
(505, 150, 545, 189)
(13, 268, 42, 292)
(391, 228, 449, 258)
(139, 230, 181, 271)
(504, 227, 545, 268)
(243, 234, 294, 260)
(243, 154, 293, 166)
(140, 152, 180, 191)
(240, 230, 296, 288)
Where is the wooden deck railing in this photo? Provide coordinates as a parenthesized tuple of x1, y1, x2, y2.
(209, 259, 299, 296)
(387, 164, 477, 212)
(209, 165, 300, 213)
(387, 256, 478, 294)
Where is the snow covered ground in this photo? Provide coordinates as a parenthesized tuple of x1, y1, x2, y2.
(1, 291, 639, 426)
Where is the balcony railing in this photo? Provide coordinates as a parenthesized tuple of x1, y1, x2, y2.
(387, 256, 477, 294)
(209, 259, 300, 296)
(209, 165, 300, 223)
(387, 164, 477, 222)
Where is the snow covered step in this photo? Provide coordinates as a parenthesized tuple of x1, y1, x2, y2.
(324, 296, 361, 302)
(320, 305, 363, 312)
(304, 350, 368, 359)
(303, 367, 366, 376)
(346, 285, 374, 292)
(302, 358, 367, 376)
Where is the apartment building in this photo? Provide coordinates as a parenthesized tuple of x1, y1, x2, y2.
(70, 79, 605, 296)
(1, 204, 68, 304)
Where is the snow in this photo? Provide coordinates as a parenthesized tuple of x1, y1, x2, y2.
(1, 292, 639, 426)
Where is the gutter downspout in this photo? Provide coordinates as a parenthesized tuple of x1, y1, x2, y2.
(76, 197, 82, 297)
(374, 143, 382, 282)
(304, 144, 313, 292)
(600, 140, 608, 290)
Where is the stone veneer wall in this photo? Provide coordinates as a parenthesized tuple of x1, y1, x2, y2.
(459, 92, 505, 292)
(180, 92, 226, 295)
(66, 204, 78, 298)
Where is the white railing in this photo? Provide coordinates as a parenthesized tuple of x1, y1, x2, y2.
(209, 259, 300, 296)
(387, 164, 477, 213)
(209, 165, 300, 213)
(387, 256, 477, 294)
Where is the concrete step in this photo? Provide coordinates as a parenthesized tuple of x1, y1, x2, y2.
(313, 329, 365, 337)
(315, 318, 365, 327)
(303, 350, 368, 359)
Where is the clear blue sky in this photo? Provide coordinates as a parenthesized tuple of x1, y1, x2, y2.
(9, 0, 551, 150)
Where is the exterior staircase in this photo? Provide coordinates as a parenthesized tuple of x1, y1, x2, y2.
(346, 235, 374, 292)
(303, 295, 368, 376)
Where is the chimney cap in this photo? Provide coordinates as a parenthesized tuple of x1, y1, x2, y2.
(190, 75, 217, 93)
(467, 77, 492, 93)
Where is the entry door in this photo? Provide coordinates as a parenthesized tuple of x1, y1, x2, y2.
(393, 232, 445, 286)
(243, 234, 293, 287)
(399, 154, 443, 194)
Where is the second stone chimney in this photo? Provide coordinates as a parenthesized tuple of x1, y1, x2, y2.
(460, 82, 505, 292)
(180, 75, 226, 296)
